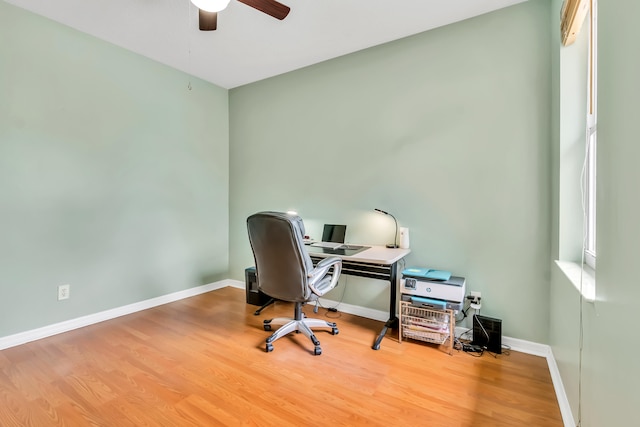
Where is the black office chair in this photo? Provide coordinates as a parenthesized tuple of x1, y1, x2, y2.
(247, 211, 342, 355)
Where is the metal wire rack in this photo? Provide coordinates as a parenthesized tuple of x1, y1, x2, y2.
(399, 301, 454, 355)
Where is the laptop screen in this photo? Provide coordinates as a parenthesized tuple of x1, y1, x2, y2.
(322, 224, 346, 243)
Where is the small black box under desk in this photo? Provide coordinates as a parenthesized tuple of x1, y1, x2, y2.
(245, 267, 271, 306)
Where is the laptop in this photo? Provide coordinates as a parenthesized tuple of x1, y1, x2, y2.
(311, 224, 347, 249)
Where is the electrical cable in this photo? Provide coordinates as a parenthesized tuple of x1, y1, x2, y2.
(577, 56, 596, 427)
(577, 61, 596, 427)
(454, 298, 482, 352)
(577, 137, 588, 427)
(477, 313, 491, 343)
(317, 275, 348, 318)
(501, 344, 512, 356)
(455, 303, 470, 323)
(576, 4, 598, 426)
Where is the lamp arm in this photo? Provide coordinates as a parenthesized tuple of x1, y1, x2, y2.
(375, 208, 399, 248)
(389, 213, 398, 247)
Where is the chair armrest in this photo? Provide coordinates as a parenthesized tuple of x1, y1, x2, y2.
(307, 256, 342, 296)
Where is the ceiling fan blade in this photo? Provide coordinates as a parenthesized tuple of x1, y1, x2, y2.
(199, 9, 217, 31)
(237, 0, 290, 20)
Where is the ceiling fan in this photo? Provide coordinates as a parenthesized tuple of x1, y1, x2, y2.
(191, 0, 290, 31)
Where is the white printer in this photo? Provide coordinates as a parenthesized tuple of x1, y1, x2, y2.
(400, 267, 466, 312)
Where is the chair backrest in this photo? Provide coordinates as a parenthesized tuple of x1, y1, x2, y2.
(246, 211, 315, 302)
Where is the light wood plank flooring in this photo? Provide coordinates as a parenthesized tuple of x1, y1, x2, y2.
(0, 287, 563, 426)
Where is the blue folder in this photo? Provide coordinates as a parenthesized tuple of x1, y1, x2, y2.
(402, 267, 452, 281)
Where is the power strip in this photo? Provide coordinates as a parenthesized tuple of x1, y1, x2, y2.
(462, 343, 483, 353)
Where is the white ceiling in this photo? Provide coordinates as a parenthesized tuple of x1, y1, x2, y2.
(6, 0, 526, 89)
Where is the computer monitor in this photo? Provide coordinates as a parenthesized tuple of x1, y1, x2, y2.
(321, 224, 347, 243)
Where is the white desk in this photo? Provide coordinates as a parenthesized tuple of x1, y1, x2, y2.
(307, 245, 411, 350)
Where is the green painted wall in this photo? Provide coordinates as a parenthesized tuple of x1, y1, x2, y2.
(550, 0, 640, 423)
(229, 1, 552, 343)
(0, 2, 230, 336)
(583, 0, 640, 424)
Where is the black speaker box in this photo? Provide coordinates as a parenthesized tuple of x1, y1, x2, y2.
(245, 267, 270, 306)
(471, 314, 502, 354)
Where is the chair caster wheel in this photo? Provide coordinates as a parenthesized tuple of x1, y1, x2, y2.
(313, 346, 322, 356)
(264, 324, 271, 331)
(332, 327, 339, 335)
(266, 344, 274, 352)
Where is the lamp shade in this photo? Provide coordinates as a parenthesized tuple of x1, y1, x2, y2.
(191, 0, 231, 12)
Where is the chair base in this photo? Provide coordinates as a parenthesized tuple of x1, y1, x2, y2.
(263, 303, 338, 355)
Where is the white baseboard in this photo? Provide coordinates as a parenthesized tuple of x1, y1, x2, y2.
(226, 280, 389, 322)
(546, 348, 576, 427)
(227, 280, 390, 321)
(317, 297, 388, 322)
(0, 279, 235, 351)
(227, 279, 245, 290)
(0, 281, 575, 426)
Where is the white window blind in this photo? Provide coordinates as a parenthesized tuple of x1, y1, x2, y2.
(561, 0, 589, 46)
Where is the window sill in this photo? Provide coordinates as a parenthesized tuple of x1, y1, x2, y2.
(555, 260, 595, 302)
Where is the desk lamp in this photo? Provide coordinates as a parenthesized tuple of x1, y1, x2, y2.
(374, 208, 398, 248)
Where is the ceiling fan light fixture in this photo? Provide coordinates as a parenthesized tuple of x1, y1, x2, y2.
(191, 0, 231, 12)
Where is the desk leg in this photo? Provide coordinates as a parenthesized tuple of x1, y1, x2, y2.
(372, 318, 399, 350)
(372, 261, 399, 350)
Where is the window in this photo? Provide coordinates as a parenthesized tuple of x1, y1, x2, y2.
(583, 0, 597, 270)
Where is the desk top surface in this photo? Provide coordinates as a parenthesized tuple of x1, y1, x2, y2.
(307, 245, 410, 265)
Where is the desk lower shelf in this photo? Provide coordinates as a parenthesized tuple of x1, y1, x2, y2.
(309, 256, 393, 281)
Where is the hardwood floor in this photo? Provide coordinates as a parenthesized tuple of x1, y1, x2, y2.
(0, 287, 563, 426)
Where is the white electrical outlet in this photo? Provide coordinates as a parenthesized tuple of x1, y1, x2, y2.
(58, 284, 70, 300)
(470, 291, 481, 310)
